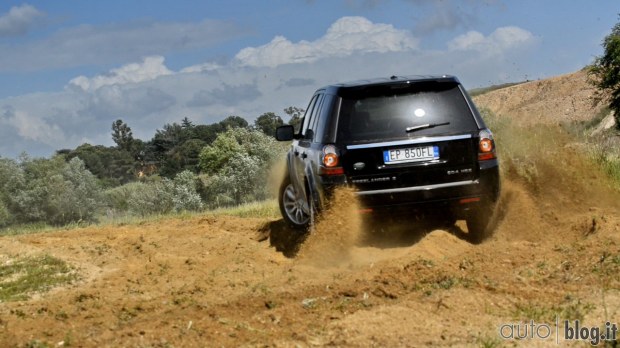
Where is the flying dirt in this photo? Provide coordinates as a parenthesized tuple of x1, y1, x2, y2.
(1, 71, 619, 347)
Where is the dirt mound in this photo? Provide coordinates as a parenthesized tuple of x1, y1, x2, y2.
(474, 69, 606, 126)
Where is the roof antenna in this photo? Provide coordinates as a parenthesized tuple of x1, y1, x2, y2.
(390, 75, 398, 80)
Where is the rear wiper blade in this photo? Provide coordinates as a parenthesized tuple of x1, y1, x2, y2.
(406, 122, 450, 133)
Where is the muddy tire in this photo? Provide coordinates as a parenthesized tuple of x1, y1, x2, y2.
(279, 176, 310, 231)
(466, 208, 492, 244)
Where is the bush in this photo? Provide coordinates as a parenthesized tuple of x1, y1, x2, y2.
(105, 170, 203, 216)
(198, 128, 286, 207)
(45, 158, 101, 224)
(125, 181, 174, 216)
(0, 201, 10, 227)
(171, 170, 203, 212)
(0, 156, 102, 226)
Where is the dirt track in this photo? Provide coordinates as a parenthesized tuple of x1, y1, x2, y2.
(1, 72, 620, 347)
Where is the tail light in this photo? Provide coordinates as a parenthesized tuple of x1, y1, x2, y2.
(478, 129, 496, 161)
(318, 145, 344, 175)
(322, 145, 339, 167)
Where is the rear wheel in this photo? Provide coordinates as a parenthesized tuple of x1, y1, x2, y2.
(279, 176, 310, 230)
(466, 206, 492, 244)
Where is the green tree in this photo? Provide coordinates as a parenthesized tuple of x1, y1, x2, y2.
(111, 119, 135, 151)
(254, 112, 284, 137)
(172, 139, 207, 172)
(284, 106, 304, 132)
(198, 130, 244, 175)
(219, 115, 248, 129)
(590, 17, 620, 129)
(192, 116, 248, 145)
(65, 144, 135, 186)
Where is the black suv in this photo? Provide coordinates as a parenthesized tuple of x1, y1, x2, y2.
(275, 75, 500, 243)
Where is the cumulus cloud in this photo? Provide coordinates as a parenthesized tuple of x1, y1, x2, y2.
(69, 56, 173, 91)
(0, 4, 45, 37)
(234, 16, 419, 67)
(1, 105, 64, 146)
(448, 26, 535, 55)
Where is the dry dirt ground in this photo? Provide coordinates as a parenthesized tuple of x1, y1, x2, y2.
(473, 69, 606, 126)
(1, 71, 619, 347)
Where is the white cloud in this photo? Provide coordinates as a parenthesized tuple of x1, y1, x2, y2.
(448, 26, 535, 55)
(69, 56, 173, 91)
(0, 4, 45, 37)
(234, 16, 419, 67)
(1, 106, 64, 146)
(180, 62, 222, 73)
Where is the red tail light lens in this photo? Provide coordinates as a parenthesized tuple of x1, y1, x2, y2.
(478, 129, 496, 161)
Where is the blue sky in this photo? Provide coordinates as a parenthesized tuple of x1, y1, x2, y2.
(0, 0, 618, 157)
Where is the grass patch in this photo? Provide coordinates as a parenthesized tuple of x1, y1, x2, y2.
(476, 334, 503, 348)
(0, 200, 280, 237)
(587, 138, 620, 190)
(559, 105, 620, 190)
(480, 107, 620, 192)
(0, 223, 54, 237)
(479, 107, 562, 188)
(0, 254, 77, 302)
(210, 200, 279, 219)
(512, 296, 594, 323)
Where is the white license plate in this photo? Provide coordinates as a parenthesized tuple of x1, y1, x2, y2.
(383, 145, 439, 164)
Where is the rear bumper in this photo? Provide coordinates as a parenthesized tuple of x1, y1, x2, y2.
(353, 160, 500, 213)
(316, 160, 500, 215)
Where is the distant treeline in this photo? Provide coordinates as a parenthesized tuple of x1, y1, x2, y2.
(0, 108, 303, 228)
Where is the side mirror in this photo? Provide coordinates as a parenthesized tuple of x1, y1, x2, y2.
(275, 125, 295, 141)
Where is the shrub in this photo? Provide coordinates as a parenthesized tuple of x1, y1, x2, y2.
(105, 170, 203, 216)
(0, 201, 10, 227)
(0, 156, 101, 226)
(198, 128, 286, 207)
(125, 181, 174, 216)
(47, 157, 101, 224)
(171, 170, 203, 212)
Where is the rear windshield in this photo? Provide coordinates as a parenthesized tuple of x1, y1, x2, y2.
(336, 82, 478, 143)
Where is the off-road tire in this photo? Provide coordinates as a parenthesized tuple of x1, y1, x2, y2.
(278, 176, 310, 231)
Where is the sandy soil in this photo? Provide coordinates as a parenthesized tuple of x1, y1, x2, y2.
(1, 71, 619, 347)
(473, 69, 607, 126)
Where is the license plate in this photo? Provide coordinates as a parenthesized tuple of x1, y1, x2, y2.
(383, 145, 439, 164)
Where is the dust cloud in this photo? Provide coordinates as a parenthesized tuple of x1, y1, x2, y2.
(295, 187, 364, 266)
